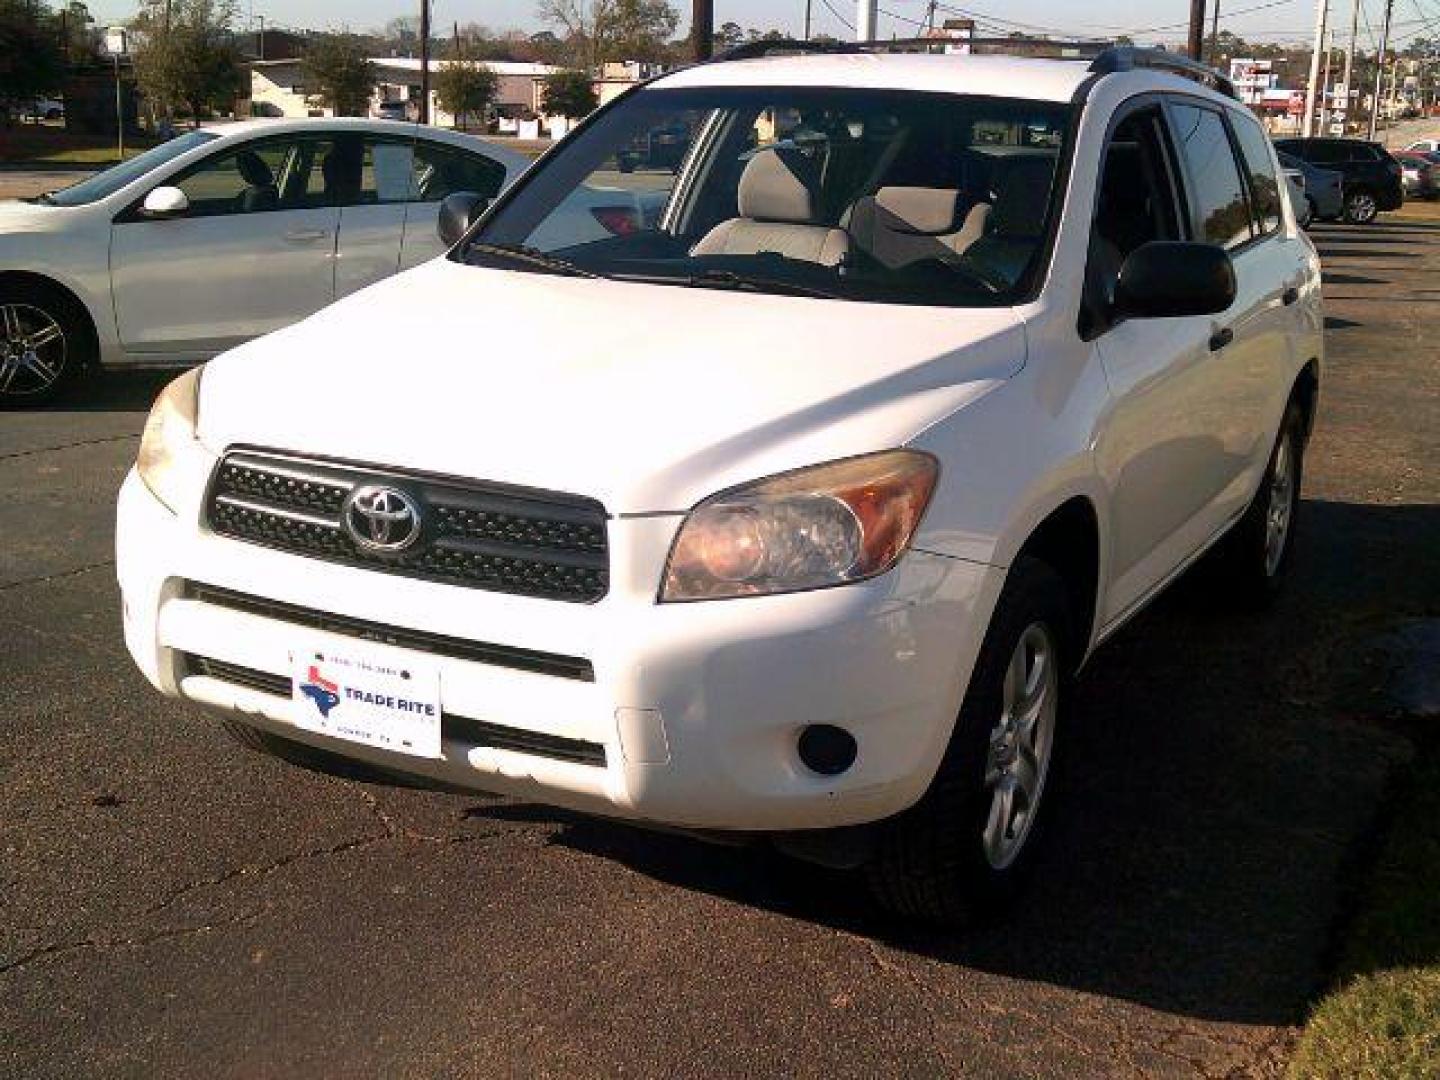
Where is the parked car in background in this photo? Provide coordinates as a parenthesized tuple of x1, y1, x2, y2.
(1394, 151, 1440, 199)
(372, 99, 413, 122)
(1273, 137, 1404, 223)
(118, 46, 1322, 924)
(1404, 138, 1440, 153)
(0, 118, 530, 404)
(1276, 149, 1344, 223)
(1281, 163, 1310, 226)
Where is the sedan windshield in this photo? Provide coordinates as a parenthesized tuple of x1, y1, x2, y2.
(42, 131, 218, 206)
(465, 87, 1071, 307)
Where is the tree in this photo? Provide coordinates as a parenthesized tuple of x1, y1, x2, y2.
(131, 0, 243, 125)
(0, 0, 65, 121)
(434, 46, 498, 130)
(537, 0, 679, 68)
(302, 33, 377, 117)
(540, 69, 597, 118)
(715, 20, 744, 51)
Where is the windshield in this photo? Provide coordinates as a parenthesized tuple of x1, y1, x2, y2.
(43, 131, 218, 206)
(465, 86, 1071, 307)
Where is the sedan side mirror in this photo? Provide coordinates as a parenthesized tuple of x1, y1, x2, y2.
(438, 191, 490, 246)
(141, 186, 190, 218)
(1112, 241, 1237, 320)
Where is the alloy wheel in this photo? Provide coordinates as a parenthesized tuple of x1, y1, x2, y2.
(981, 621, 1058, 870)
(1264, 433, 1296, 577)
(1347, 192, 1377, 223)
(0, 302, 66, 398)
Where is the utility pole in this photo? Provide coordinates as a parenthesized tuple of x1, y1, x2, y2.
(1341, 0, 1360, 135)
(419, 0, 431, 124)
(1302, 0, 1329, 138)
(1321, 24, 1335, 133)
(804, 0, 812, 40)
(857, 0, 878, 42)
(256, 14, 265, 62)
(1368, 0, 1394, 140)
(925, 1, 938, 33)
(1187, 0, 1206, 61)
(692, 0, 713, 60)
(1208, 1, 1221, 65)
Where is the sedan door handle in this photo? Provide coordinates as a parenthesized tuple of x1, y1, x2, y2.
(1209, 327, 1234, 352)
(1282, 286, 1300, 306)
(283, 229, 330, 243)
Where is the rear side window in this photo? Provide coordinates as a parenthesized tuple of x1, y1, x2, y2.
(1169, 102, 1252, 250)
(1302, 141, 1346, 165)
(410, 143, 507, 203)
(1229, 112, 1283, 236)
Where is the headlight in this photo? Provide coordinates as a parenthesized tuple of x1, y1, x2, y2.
(660, 450, 938, 602)
(136, 366, 203, 513)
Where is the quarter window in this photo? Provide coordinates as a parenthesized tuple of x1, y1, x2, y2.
(409, 143, 507, 202)
(1229, 112, 1283, 236)
(1170, 102, 1252, 250)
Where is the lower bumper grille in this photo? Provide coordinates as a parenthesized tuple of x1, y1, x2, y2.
(184, 654, 607, 768)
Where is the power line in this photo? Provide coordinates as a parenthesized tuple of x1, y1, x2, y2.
(818, 0, 855, 32)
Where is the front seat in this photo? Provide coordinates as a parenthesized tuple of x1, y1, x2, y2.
(690, 147, 850, 267)
(842, 187, 991, 269)
(321, 140, 364, 205)
(234, 150, 278, 212)
(962, 154, 1057, 286)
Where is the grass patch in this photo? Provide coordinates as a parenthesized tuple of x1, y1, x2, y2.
(0, 124, 157, 165)
(1289, 744, 1440, 1078)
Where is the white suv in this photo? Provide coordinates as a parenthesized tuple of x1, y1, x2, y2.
(117, 45, 1322, 922)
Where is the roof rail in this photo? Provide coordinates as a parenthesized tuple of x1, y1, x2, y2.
(1089, 47, 1238, 99)
(710, 37, 1114, 64)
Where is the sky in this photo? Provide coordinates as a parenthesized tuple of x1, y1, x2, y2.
(76, 1, 1436, 50)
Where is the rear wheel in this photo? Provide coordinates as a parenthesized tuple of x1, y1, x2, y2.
(0, 281, 91, 406)
(1208, 401, 1306, 607)
(1343, 188, 1378, 224)
(865, 557, 1071, 925)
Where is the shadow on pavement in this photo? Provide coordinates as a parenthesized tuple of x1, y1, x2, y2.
(467, 498, 1440, 1027)
(42, 369, 175, 414)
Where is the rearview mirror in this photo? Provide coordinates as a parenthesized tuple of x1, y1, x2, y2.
(438, 191, 490, 247)
(1112, 241, 1236, 320)
(141, 186, 190, 218)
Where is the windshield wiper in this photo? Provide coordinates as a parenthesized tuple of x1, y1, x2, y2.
(467, 242, 601, 279)
(617, 268, 844, 300)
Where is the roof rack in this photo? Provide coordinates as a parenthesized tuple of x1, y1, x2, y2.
(709, 37, 1239, 101)
(1088, 46, 1238, 100)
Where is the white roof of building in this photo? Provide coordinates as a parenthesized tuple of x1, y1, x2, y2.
(654, 53, 1097, 103)
(250, 57, 564, 76)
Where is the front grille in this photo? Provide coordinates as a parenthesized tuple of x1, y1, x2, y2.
(186, 583, 594, 682)
(184, 654, 607, 768)
(207, 451, 609, 603)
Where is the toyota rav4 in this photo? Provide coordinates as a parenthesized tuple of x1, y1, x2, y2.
(117, 44, 1322, 923)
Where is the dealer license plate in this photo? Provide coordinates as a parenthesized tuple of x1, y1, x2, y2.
(290, 639, 442, 759)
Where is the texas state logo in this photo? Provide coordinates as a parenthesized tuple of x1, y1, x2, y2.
(298, 664, 341, 718)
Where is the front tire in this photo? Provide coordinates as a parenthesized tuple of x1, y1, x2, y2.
(865, 557, 1072, 925)
(0, 281, 91, 406)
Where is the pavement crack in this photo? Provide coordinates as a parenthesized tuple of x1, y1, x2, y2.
(0, 434, 138, 461)
(0, 560, 114, 592)
(0, 908, 267, 978)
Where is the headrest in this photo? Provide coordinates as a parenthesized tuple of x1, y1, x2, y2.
(872, 187, 962, 235)
(235, 150, 273, 187)
(738, 147, 823, 224)
(990, 154, 1056, 235)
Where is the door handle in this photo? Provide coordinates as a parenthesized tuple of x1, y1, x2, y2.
(1209, 327, 1234, 352)
(283, 229, 330, 243)
(1282, 286, 1300, 306)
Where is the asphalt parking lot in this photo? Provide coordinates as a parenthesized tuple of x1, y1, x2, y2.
(3, 218, 1438, 1078)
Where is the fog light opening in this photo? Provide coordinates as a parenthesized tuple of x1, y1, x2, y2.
(798, 724, 857, 777)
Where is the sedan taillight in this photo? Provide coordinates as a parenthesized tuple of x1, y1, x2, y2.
(590, 206, 641, 235)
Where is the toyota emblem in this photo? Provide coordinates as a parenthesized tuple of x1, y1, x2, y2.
(343, 485, 423, 552)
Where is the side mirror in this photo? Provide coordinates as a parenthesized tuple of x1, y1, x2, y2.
(1112, 241, 1236, 320)
(438, 191, 490, 246)
(141, 186, 190, 218)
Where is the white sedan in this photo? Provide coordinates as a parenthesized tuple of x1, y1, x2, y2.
(0, 118, 532, 403)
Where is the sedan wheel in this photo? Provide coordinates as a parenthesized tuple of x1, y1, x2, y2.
(0, 302, 68, 401)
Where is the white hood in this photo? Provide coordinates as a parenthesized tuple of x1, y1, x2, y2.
(199, 258, 1026, 514)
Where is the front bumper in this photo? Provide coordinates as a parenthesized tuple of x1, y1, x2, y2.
(118, 467, 1002, 831)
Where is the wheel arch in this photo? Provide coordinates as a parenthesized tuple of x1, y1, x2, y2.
(1008, 495, 1102, 667)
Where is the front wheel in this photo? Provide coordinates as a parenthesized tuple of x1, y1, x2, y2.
(865, 557, 1071, 925)
(1343, 188, 1378, 224)
(0, 282, 89, 406)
